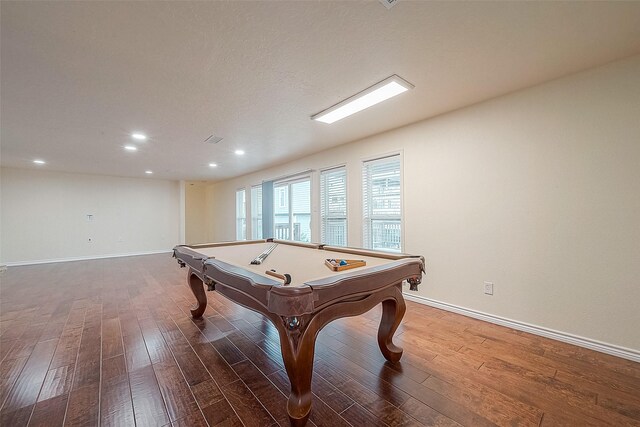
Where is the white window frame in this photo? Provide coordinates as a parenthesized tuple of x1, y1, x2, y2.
(320, 165, 348, 246)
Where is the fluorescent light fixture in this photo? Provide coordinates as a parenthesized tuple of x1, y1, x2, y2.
(145, 170, 153, 174)
(131, 132, 147, 141)
(208, 163, 218, 168)
(311, 74, 413, 124)
(124, 145, 137, 151)
(33, 159, 46, 165)
(234, 150, 245, 156)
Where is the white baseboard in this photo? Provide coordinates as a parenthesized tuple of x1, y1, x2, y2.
(3, 250, 173, 267)
(403, 293, 640, 363)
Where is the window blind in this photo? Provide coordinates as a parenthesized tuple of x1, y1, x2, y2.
(235, 189, 246, 240)
(320, 167, 347, 246)
(362, 155, 401, 252)
(250, 185, 262, 239)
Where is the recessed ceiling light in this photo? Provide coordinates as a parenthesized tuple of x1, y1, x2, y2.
(33, 159, 46, 165)
(311, 74, 414, 124)
(124, 145, 138, 151)
(208, 163, 218, 168)
(131, 132, 147, 141)
(234, 150, 245, 156)
(145, 170, 153, 174)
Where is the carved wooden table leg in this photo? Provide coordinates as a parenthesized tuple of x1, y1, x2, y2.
(187, 269, 207, 319)
(377, 284, 406, 363)
(276, 315, 316, 426)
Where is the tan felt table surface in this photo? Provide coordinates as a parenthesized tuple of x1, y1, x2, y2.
(192, 242, 393, 287)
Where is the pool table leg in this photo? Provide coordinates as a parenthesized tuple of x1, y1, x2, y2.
(377, 284, 406, 363)
(277, 316, 316, 426)
(187, 270, 208, 318)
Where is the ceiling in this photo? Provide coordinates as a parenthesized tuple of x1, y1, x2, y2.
(2, 1, 640, 182)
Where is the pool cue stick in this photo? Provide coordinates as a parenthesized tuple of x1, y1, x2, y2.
(250, 243, 277, 265)
(266, 269, 292, 285)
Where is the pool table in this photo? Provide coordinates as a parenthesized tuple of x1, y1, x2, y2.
(173, 239, 425, 426)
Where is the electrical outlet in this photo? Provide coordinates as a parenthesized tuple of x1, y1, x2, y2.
(484, 281, 494, 295)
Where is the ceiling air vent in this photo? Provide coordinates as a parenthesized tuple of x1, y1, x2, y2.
(378, 0, 399, 10)
(204, 135, 223, 144)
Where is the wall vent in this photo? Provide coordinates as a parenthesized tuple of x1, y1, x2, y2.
(378, 0, 399, 10)
(204, 135, 223, 144)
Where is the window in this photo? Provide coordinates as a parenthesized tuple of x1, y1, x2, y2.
(320, 166, 347, 246)
(274, 177, 311, 243)
(235, 188, 246, 240)
(363, 155, 401, 252)
(251, 185, 262, 239)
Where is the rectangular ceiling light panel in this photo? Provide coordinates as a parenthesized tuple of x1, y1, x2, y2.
(311, 75, 414, 124)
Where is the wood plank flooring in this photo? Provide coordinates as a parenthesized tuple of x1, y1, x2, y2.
(1, 254, 639, 426)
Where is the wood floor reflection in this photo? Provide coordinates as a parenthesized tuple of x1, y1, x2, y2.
(1, 254, 639, 426)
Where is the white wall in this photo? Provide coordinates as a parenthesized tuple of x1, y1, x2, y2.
(0, 167, 180, 264)
(185, 182, 209, 244)
(203, 55, 640, 353)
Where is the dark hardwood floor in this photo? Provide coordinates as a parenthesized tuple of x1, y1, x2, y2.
(1, 254, 639, 426)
